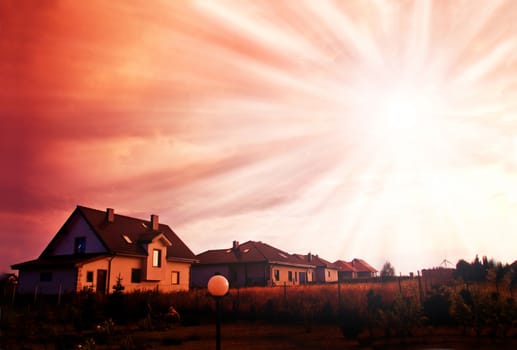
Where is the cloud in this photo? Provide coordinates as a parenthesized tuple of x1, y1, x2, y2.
(1, 1, 517, 274)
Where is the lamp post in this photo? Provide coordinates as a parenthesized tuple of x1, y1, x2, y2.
(207, 275, 229, 350)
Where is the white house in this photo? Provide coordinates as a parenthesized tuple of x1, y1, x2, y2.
(12, 206, 197, 294)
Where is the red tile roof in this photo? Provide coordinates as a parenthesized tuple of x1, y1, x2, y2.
(292, 253, 338, 269)
(196, 241, 313, 268)
(41, 205, 196, 262)
(333, 260, 358, 272)
(350, 258, 378, 273)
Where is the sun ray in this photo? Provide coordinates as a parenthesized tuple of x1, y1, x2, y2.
(3, 1, 517, 273)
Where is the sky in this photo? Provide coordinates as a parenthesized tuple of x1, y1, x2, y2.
(1, 0, 516, 275)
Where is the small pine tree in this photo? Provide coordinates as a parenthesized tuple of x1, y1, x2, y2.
(112, 274, 125, 294)
(108, 274, 126, 323)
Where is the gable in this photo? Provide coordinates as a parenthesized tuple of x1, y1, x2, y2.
(77, 206, 196, 261)
(42, 211, 108, 257)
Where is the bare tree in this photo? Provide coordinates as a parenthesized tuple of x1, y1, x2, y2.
(380, 261, 395, 280)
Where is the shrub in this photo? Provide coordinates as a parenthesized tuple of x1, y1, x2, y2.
(339, 306, 365, 340)
(423, 287, 454, 326)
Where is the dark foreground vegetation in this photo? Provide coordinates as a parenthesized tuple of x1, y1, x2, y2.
(2, 258, 517, 349)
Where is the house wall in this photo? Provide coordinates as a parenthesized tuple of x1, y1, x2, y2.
(421, 268, 455, 288)
(190, 264, 230, 288)
(191, 263, 314, 288)
(16, 269, 76, 295)
(338, 271, 356, 280)
(227, 263, 268, 287)
(327, 268, 339, 282)
(80, 256, 191, 293)
(315, 268, 339, 283)
(144, 239, 167, 281)
(244, 263, 268, 286)
(270, 265, 313, 286)
(51, 215, 107, 255)
(357, 271, 375, 278)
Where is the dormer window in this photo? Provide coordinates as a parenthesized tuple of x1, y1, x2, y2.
(75, 237, 86, 254)
(152, 249, 162, 267)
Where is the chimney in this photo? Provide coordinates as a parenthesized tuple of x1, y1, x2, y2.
(150, 214, 159, 231)
(232, 240, 239, 250)
(106, 208, 115, 223)
(308, 252, 312, 262)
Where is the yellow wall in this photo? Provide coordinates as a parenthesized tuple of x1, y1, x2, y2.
(325, 268, 339, 282)
(270, 265, 314, 286)
(145, 240, 167, 281)
(79, 256, 191, 293)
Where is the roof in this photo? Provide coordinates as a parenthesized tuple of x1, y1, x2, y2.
(37, 205, 196, 262)
(292, 253, 338, 269)
(350, 258, 378, 273)
(196, 241, 313, 268)
(12, 253, 110, 270)
(333, 260, 358, 272)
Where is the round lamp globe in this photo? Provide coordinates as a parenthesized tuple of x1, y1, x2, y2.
(207, 275, 229, 297)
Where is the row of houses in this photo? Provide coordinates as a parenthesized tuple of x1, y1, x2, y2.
(12, 206, 377, 294)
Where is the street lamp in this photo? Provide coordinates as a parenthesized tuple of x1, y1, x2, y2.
(207, 275, 229, 350)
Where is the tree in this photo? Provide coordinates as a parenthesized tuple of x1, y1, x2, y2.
(108, 274, 126, 323)
(492, 262, 509, 294)
(380, 261, 395, 280)
(454, 256, 489, 286)
(510, 264, 517, 297)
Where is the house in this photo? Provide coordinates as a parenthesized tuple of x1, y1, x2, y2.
(12, 206, 197, 294)
(421, 267, 455, 288)
(334, 259, 378, 280)
(350, 258, 378, 278)
(293, 253, 339, 283)
(334, 260, 358, 280)
(191, 241, 316, 288)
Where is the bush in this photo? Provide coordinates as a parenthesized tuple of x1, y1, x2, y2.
(423, 287, 454, 326)
(339, 306, 365, 340)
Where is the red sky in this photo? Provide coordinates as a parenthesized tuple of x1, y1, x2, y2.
(2, 1, 517, 274)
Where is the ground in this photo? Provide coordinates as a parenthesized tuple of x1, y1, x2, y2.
(90, 321, 517, 350)
(4, 319, 517, 349)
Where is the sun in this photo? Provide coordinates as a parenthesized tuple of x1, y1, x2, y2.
(379, 83, 440, 135)
(357, 78, 446, 158)
(381, 87, 429, 134)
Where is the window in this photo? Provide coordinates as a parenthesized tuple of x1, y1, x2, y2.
(75, 237, 86, 254)
(171, 271, 180, 285)
(152, 249, 162, 267)
(288, 271, 293, 282)
(86, 271, 94, 283)
(328, 271, 331, 277)
(274, 269, 280, 281)
(40, 272, 52, 282)
(131, 269, 141, 283)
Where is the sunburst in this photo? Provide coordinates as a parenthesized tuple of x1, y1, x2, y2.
(184, 1, 517, 272)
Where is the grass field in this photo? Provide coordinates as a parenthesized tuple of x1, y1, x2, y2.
(2, 278, 517, 349)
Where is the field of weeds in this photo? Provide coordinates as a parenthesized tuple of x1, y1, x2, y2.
(1, 279, 517, 349)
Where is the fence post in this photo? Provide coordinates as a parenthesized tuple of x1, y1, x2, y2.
(283, 282, 287, 307)
(417, 271, 423, 306)
(11, 284, 16, 305)
(338, 279, 342, 309)
(57, 284, 62, 305)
